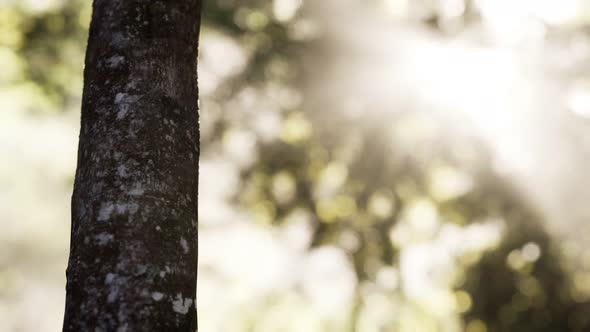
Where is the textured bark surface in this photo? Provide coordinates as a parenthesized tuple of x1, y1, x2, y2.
(63, 1, 202, 331)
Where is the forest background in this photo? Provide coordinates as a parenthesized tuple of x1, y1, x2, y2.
(3, 0, 590, 331)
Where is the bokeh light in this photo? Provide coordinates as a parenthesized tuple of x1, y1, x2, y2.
(3, 0, 590, 331)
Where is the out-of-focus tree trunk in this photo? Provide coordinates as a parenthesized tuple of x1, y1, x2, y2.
(63, 1, 202, 331)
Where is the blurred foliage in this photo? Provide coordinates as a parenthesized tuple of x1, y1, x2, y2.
(0, 0, 89, 112)
(4, 0, 590, 331)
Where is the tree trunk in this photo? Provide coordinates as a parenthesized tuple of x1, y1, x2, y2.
(63, 1, 202, 331)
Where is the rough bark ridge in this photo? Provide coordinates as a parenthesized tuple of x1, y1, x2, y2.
(63, 1, 202, 331)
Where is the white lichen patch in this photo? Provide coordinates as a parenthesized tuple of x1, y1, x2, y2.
(105, 273, 117, 284)
(160, 265, 171, 278)
(98, 203, 115, 221)
(115, 202, 140, 215)
(180, 237, 189, 254)
(117, 110, 128, 120)
(115, 92, 127, 104)
(126, 80, 137, 90)
(104, 273, 122, 303)
(107, 289, 119, 303)
(136, 264, 148, 275)
(128, 183, 145, 196)
(152, 292, 164, 301)
(114, 93, 140, 120)
(172, 293, 193, 315)
(97, 202, 139, 221)
(95, 232, 114, 245)
(111, 32, 128, 48)
(117, 164, 128, 177)
(105, 55, 125, 68)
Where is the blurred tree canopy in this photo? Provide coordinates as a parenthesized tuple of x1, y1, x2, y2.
(4, 0, 590, 331)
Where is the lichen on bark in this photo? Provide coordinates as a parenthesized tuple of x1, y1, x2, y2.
(63, 1, 202, 331)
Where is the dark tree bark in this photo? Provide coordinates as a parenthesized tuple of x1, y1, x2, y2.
(63, 1, 202, 331)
